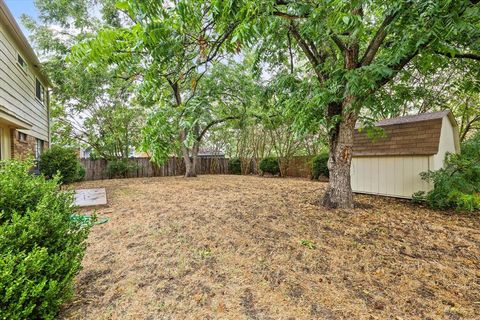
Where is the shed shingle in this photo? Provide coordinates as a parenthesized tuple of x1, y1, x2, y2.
(353, 111, 448, 156)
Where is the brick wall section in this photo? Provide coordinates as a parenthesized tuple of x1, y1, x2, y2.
(10, 129, 49, 160)
(353, 118, 442, 156)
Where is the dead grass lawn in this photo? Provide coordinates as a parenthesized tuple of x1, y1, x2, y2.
(61, 175, 480, 320)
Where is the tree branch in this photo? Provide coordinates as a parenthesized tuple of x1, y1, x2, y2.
(197, 116, 240, 142)
(375, 39, 432, 90)
(360, 11, 398, 66)
(181, 23, 238, 84)
(287, 31, 294, 73)
(435, 51, 480, 61)
(330, 33, 347, 52)
(273, 11, 306, 20)
(288, 23, 325, 82)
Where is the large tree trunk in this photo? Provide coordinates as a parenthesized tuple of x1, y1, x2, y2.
(180, 130, 198, 178)
(322, 109, 357, 209)
(323, 41, 359, 209)
(183, 152, 197, 177)
(191, 142, 199, 176)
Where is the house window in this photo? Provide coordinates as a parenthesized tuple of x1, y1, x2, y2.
(17, 53, 28, 73)
(17, 131, 27, 142)
(35, 78, 46, 105)
(35, 139, 44, 159)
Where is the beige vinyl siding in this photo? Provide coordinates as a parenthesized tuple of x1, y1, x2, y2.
(432, 116, 457, 171)
(351, 156, 432, 198)
(0, 22, 48, 141)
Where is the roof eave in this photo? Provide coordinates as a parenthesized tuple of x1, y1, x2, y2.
(353, 153, 436, 157)
(0, 105, 32, 129)
(0, 0, 50, 87)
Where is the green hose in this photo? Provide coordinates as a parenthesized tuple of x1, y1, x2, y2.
(70, 214, 109, 226)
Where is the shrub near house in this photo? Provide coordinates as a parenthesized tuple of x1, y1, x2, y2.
(39, 145, 85, 184)
(0, 160, 91, 319)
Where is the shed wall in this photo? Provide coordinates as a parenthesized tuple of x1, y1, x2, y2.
(351, 156, 432, 198)
(432, 116, 457, 171)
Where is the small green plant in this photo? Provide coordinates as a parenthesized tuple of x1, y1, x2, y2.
(199, 248, 212, 258)
(312, 153, 329, 179)
(259, 157, 280, 176)
(39, 145, 85, 184)
(106, 159, 138, 178)
(0, 160, 91, 319)
(300, 240, 316, 249)
(228, 157, 242, 175)
(412, 191, 426, 205)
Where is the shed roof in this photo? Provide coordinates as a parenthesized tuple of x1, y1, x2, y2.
(353, 110, 455, 157)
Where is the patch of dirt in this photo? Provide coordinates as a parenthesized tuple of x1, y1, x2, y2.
(60, 175, 480, 319)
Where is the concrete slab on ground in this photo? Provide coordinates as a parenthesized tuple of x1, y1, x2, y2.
(74, 188, 107, 207)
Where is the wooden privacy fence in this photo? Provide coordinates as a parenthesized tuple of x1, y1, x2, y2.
(80, 155, 315, 181)
(81, 157, 229, 181)
(284, 156, 313, 178)
(237, 156, 314, 177)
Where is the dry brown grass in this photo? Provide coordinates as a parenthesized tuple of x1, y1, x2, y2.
(61, 175, 480, 320)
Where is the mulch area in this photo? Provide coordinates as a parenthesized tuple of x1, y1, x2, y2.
(61, 175, 480, 319)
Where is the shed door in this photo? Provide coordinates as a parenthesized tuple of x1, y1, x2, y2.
(351, 156, 431, 198)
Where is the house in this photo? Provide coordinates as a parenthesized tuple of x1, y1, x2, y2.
(0, 0, 49, 160)
(351, 110, 460, 199)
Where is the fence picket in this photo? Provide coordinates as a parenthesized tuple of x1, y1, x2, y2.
(79, 156, 313, 181)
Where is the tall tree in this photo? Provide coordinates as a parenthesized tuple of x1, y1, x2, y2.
(141, 60, 258, 170)
(72, 0, 241, 176)
(207, 0, 480, 208)
(23, 0, 144, 158)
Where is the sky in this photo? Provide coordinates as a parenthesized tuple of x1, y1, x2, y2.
(4, 0, 39, 36)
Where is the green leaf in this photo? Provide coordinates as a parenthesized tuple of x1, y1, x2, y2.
(115, 1, 129, 10)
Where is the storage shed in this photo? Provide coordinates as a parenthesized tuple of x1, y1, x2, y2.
(351, 110, 460, 198)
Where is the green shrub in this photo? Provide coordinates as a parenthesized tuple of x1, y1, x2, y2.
(259, 157, 280, 175)
(312, 153, 329, 179)
(77, 164, 86, 181)
(461, 132, 480, 159)
(106, 159, 138, 178)
(228, 158, 242, 175)
(414, 132, 480, 212)
(39, 145, 85, 184)
(0, 160, 91, 319)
